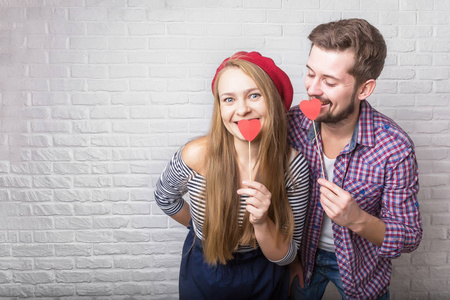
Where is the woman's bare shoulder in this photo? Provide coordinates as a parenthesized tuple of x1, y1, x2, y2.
(289, 147, 299, 160)
(182, 136, 208, 174)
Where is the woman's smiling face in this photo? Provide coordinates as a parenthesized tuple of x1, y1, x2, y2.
(217, 67, 267, 143)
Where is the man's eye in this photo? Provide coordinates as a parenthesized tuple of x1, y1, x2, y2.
(324, 80, 336, 87)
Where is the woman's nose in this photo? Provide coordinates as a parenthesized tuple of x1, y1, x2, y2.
(236, 99, 250, 115)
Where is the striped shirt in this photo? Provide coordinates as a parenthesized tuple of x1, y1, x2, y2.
(288, 100, 422, 299)
(154, 146, 309, 266)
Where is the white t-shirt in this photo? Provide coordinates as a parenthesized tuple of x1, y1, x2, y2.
(318, 154, 336, 252)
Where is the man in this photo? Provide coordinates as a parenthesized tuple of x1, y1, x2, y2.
(288, 18, 422, 300)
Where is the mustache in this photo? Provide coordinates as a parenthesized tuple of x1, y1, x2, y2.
(310, 96, 331, 105)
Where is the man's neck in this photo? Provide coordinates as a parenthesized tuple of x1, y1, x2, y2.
(320, 111, 359, 159)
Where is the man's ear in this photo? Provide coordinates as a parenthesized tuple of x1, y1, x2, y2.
(357, 79, 376, 100)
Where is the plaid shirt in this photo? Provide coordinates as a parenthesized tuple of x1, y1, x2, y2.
(288, 100, 422, 300)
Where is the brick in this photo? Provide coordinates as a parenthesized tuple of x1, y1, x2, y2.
(74, 203, 111, 216)
(71, 65, 108, 79)
(128, 23, 165, 35)
(112, 149, 149, 161)
(129, 244, 165, 255)
(11, 190, 52, 202)
(92, 189, 128, 201)
(91, 136, 129, 147)
(56, 270, 91, 283)
(321, 0, 360, 10)
(30, 65, 69, 78)
(74, 175, 112, 188)
(436, 80, 450, 93)
(149, 37, 188, 50)
(54, 217, 92, 230)
(111, 93, 149, 105)
(411, 278, 448, 292)
(412, 252, 448, 266)
(0, 177, 31, 188)
(131, 216, 167, 228)
(54, 189, 92, 202)
(14, 271, 54, 284)
(34, 232, 75, 243)
(50, 79, 85, 91)
(35, 284, 75, 297)
(70, 37, 108, 49)
(33, 176, 72, 188)
(92, 270, 131, 282)
(87, 22, 126, 35)
(93, 244, 128, 255)
(113, 230, 151, 242)
(68, 7, 107, 21)
(114, 257, 152, 269)
(109, 65, 148, 78)
(15, 162, 56, 177)
(114, 282, 152, 295)
(53, 135, 90, 147)
(0, 285, 34, 297)
(89, 51, 127, 64)
(0, 258, 33, 270)
(48, 22, 86, 35)
(91, 106, 128, 119)
(27, 36, 67, 49)
(129, 79, 167, 92)
(12, 244, 53, 257)
(169, 23, 206, 36)
(399, 81, 433, 93)
(243, 24, 283, 37)
(76, 257, 113, 269)
(73, 121, 111, 133)
(33, 204, 73, 216)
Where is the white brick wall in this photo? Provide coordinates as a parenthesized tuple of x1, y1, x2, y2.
(0, 0, 448, 299)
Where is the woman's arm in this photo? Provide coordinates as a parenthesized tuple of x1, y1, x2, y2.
(171, 202, 191, 227)
(238, 180, 290, 262)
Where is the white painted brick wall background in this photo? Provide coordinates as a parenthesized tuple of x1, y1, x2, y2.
(0, 0, 448, 299)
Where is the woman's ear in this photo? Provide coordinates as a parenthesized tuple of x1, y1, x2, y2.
(357, 79, 376, 100)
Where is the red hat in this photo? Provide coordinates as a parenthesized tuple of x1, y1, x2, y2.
(211, 51, 293, 111)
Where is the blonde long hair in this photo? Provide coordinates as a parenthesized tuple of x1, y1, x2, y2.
(202, 59, 294, 265)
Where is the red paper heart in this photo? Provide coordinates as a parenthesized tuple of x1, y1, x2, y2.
(299, 98, 321, 120)
(238, 119, 261, 142)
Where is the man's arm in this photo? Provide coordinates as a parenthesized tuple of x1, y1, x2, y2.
(317, 150, 422, 254)
(318, 178, 386, 246)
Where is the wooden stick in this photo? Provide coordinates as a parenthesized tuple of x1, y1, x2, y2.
(249, 141, 252, 180)
(313, 122, 326, 178)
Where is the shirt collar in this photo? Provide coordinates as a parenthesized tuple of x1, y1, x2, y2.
(306, 100, 375, 151)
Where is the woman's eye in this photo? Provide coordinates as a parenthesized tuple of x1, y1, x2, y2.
(223, 97, 234, 103)
(249, 93, 261, 99)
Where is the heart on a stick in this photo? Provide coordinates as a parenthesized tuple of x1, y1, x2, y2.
(299, 98, 321, 121)
(238, 119, 261, 142)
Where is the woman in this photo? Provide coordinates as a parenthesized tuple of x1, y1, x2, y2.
(154, 51, 309, 299)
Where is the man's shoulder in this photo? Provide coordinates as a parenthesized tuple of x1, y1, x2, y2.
(371, 107, 415, 149)
(289, 103, 308, 118)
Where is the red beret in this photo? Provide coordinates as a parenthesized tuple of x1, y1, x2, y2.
(211, 51, 293, 111)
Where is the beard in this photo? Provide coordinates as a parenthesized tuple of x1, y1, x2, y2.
(314, 88, 359, 124)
